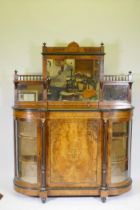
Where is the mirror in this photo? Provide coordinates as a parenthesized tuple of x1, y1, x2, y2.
(46, 58, 100, 101)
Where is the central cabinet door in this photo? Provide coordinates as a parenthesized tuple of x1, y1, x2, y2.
(47, 112, 101, 187)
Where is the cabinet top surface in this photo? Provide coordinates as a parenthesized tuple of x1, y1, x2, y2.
(13, 104, 134, 112)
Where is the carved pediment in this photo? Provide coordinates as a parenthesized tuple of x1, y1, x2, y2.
(66, 41, 82, 52)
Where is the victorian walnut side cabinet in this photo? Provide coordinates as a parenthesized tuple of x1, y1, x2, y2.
(13, 41, 133, 203)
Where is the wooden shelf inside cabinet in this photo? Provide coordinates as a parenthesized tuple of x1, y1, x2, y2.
(112, 132, 128, 137)
(20, 155, 37, 162)
(112, 158, 128, 164)
(13, 41, 134, 203)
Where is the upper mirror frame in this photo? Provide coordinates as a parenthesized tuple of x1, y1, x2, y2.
(42, 42, 105, 102)
(42, 41, 105, 80)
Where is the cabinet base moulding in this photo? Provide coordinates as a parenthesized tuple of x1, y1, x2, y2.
(14, 182, 132, 198)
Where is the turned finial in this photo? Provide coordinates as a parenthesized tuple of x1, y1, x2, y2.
(43, 42, 46, 47)
(100, 42, 104, 53)
(15, 70, 18, 75)
(14, 70, 18, 81)
(128, 71, 132, 81)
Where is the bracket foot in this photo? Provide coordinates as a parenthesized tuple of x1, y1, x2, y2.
(101, 197, 106, 203)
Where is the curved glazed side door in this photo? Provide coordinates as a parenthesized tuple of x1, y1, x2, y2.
(14, 113, 41, 190)
(107, 113, 132, 188)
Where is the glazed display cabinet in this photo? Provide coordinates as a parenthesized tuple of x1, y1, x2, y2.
(13, 42, 133, 202)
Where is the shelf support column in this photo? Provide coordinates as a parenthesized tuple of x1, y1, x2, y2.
(14, 119, 19, 178)
(100, 118, 108, 202)
(40, 118, 47, 203)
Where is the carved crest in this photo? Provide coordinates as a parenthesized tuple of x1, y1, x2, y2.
(66, 41, 81, 52)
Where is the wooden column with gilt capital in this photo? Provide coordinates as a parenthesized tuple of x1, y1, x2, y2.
(40, 118, 47, 203)
(100, 118, 108, 202)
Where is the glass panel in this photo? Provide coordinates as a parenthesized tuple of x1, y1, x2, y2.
(111, 160, 128, 183)
(47, 58, 100, 101)
(18, 120, 37, 184)
(111, 122, 130, 183)
(111, 137, 127, 162)
(103, 85, 128, 101)
(112, 121, 128, 138)
(17, 84, 43, 101)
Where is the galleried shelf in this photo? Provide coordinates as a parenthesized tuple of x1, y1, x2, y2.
(13, 41, 133, 203)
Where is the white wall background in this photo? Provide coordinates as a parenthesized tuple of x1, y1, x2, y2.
(0, 0, 140, 209)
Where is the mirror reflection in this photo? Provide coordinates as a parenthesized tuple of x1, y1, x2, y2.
(47, 59, 100, 101)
